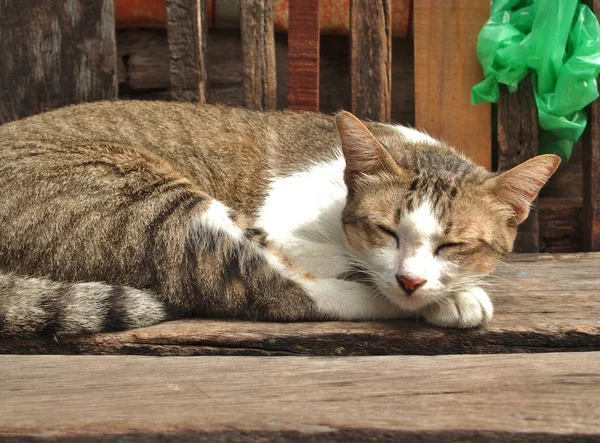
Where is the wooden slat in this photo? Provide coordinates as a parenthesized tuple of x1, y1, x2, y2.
(240, 0, 276, 111)
(539, 197, 582, 252)
(583, 0, 600, 251)
(166, 0, 207, 102)
(287, 0, 320, 111)
(350, 0, 392, 122)
(414, 0, 491, 168)
(0, 0, 117, 125)
(498, 79, 540, 253)
(3, 253, 600, 356)
(1, 353, 600, 440)
(116, 29, 417, 124)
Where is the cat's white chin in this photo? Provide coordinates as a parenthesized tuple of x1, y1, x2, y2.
(378, 286, 436, 312)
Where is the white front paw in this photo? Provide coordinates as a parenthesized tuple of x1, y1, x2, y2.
(421, 287, 493, 328)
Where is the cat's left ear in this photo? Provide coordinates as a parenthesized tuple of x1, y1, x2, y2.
(484, 154, 561, 224)
(335, 111, 403, 187)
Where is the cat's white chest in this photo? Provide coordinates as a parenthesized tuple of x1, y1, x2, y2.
(255, 157, 351, 278)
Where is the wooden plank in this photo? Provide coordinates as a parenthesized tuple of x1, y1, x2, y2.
(349, 0, 392, 122)
(0, 0, 117, 125)
(414, 0, 491, 168)
(166, 0, 207, 102)
(116, 29, 417, 124)
(498, 79, 540, 253)
(582, 0, 600, 251)
(539, 198, 582, 253)
(240, 0, 276, 111)
(1, 353, 600, 440)
(2, 253, 600, 356)
(287, 0, 320, 111)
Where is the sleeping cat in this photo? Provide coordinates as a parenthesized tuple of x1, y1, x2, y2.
(0, 101, 559, 337)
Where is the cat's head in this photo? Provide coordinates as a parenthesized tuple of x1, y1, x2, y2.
(336, 111, 560, 312)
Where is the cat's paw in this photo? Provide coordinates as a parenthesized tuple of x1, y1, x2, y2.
(421, 287, 493, 328)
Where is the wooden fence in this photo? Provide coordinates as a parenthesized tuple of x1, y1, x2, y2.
(0, 0, 598, 253)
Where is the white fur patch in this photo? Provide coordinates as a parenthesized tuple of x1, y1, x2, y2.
(395, 200, 443, 288)
(196, 200, 244, 242)
(257, 157, 346, 239)
(400, 200, 441, 240)
(256, 156, 351, 278)
(300, 278, 411, 320)
(389, 124, 437, 144)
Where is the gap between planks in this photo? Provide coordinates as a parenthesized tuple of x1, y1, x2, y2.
(1, 353, 599, 441)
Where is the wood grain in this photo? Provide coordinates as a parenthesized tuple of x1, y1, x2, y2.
(287, 0, 320, 111)
(350, 0, 392, 122)
(582, 0, 600, 251)
(414, 0, 491, 168)
(539, 198, 582, 253)
(2, 253, 600, 356)
(117, 29, 416, 124)
(240, 0, 276, 111)
(166, 0, 207, 102)
(0, 0, 117, 125)
(1, 353, 600, 440)
(498, 80, 539, 253)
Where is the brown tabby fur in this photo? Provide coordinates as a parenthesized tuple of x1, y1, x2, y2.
(0, 101, 559, 337)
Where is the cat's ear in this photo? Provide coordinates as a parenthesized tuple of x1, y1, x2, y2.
(335, 111, 402, 186)
(484, 154, 561, 224)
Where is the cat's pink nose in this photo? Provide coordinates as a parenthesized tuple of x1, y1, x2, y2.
(396, 275, 427, 295)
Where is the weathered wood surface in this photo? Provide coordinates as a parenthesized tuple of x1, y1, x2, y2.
(539, 198, 582, 252)
(117, 29, 416, 124)
(1, 353, 600, 441)
(498, 80, 540, 253)
(2, 253, 600, 356)
(287, 0, 320, 111)
(0, 0, 117, 125)
(350, 0, 392, 122)
(414, 0, 492, 168)
(583, 0, 600, 251)
(240, 0, 276, 110)
(166, 0, 207, 102)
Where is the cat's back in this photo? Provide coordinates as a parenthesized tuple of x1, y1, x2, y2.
(0, 101, 250, 148)
(0, 100, 339, 167)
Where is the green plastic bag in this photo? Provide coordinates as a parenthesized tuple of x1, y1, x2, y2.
(472, 0, 600, 162)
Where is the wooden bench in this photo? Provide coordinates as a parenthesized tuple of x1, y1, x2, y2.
(1, 253, 600, 440)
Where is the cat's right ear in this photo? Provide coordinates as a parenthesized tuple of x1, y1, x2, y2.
(483, 154, 561, 224)
(335, 111, 402, 188)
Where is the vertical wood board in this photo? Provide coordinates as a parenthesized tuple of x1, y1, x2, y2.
(287, 0, 320, 111)
(166, 0, 207, 102)
(497, 80, 539, 253)
(414, 0, 491, 168)
(0, 0, 117, 125)
(240, 0, 277, 111)
(350, 0, 392, 122)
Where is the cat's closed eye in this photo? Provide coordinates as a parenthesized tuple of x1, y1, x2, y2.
(376, 224, 399, 245)
(434, 242, 465, 256)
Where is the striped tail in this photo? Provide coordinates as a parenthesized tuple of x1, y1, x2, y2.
(0, 273, 168, 338)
